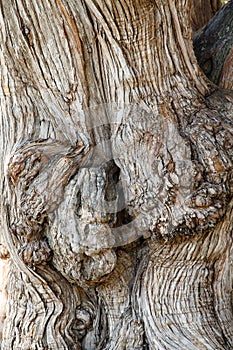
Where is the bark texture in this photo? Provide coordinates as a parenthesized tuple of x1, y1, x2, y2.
(190, 0, 222, 32)
(219, 45, 233, 90)
(0, 0, 233, 349)
(0, 259, 8, 341)
(193, 0, 233, 86)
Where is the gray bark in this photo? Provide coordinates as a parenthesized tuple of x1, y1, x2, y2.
(0, 0, 233, 349)
(193, 0, 233, 85)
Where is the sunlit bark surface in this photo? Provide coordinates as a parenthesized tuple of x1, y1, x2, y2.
(0, 0, 232, 349)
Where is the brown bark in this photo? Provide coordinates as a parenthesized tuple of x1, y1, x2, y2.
(190, 0, 222, 32)
(0, 0, 233, 349)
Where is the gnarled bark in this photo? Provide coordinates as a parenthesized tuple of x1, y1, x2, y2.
(0, 0, 232, 349)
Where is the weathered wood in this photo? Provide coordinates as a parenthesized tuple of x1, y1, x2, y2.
(191, 0, 222, 32)
(0, 259, 9, 342)
(0, 0, 232, 349)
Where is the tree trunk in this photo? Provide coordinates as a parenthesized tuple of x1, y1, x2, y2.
(190, 0, 222, 32)
(193, 0, 233, 86)
(219, 45, 233, 90)
(0, 0, 232, 349)
(0, 257, 9, 341)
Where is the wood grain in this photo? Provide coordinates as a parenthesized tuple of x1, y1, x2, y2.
(0, 0, 232, 349)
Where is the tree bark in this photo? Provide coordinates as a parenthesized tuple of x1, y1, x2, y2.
(190, 0, 222, 32)
(219, 46, 233, 89)
(193, 0, 233, 86)
(0, 0, 233, 349)
(0, 258, 9, 341)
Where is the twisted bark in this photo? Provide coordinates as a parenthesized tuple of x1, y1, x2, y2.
(0, 0, 232, 349)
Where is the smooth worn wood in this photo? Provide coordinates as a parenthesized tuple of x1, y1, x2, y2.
(0, 0, 232, 349)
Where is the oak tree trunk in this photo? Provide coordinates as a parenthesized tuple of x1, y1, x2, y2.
(0, 1, 232, 349)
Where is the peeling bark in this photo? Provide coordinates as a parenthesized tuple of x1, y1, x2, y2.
(0, 0, 233, 349)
